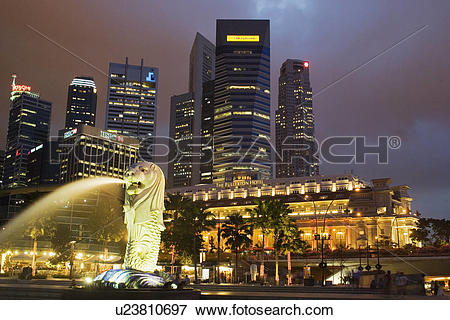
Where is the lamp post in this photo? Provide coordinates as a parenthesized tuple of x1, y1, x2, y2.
(317, 198, 336, 286)
(375, 236, 382, 270)
(365, 239, 371, 271)
(358, 245, 363, 271)
(216, 211, 221, 284)
(69, 240, 76, 287)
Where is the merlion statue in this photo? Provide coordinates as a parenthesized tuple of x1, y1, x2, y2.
(93, 162, 173, 289)
(123, 161, 165, 272)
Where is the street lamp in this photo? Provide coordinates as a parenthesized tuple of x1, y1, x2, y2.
(358, 245, 363, 271)
(216, 211, 221, 284)
(69, 240, 76, 287)
(365, 240, 371, 271)
(318, 198, 336, 286)
(375, 236, 382, 270)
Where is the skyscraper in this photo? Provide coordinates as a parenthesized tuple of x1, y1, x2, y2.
(65, 76, 97, 130)
(105, 58, 158, 162)
(2, 75, 52, 219)
(59, 125, 139, 183)
(275, 59, 318, 178)
(200, 80, 215, 185)
(2, 75, 52, 189)
(0, 150, 5, 188)
(168, 33, 215, 187)
(213, 20, 271, 184)
(168, 93, 195, 188)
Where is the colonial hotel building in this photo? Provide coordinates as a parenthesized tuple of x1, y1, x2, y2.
(167, 175, 418, 250)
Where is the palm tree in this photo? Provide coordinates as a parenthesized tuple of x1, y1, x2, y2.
(221, 213, 253, 283)
(277, 224, 307, 285)
(87, 194, 126, 262)
(162, 200, 214, 282)
(246, 199, 271, 281)
(164, 193, 190, 272)
(265, 199, 294, 285)
(24, 216, 57, 276)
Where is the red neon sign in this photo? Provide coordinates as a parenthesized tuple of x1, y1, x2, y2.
(11, 84, 32, 92)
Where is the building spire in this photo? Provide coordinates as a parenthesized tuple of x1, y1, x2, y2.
(11, 74, 17, 87)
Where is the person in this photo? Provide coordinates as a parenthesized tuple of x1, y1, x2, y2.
(184, 275, 190, 286)
(395, 272, 408, 295)
(436, 283, 445, 296)
(384, 270, 392, 294)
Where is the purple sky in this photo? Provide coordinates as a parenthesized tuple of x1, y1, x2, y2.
(1, 0, 449, 218)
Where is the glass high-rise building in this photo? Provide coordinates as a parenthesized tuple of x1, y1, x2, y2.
(105, 58, 158, 162)
(200, 80, 215, 185)
(65, 76, 97, 130)
(275, 59, 318, 178)
(168, 33, 215, 187)
(168, 93, 195, 188)
(2, 75, 52, 219)
(213, 19, 271, 184)
(2, 75, 52, 189)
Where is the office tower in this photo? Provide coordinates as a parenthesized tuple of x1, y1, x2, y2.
(168, 33, 215, 187)
(200, 80, 215, 184)
(0, 150, 4, 188)
(275, 59, 318, 178)
(105, 58, 158, 162)
(168, 93, 195, 188)
(213, 20, 271, 184)
(26, 142, 60, 186)
(189, 33, 215, 185)
(2, 75, 52, 189)
(65, 76, 97, 130)
(59, 125, 139, 183)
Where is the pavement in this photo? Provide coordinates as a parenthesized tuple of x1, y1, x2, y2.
(0, 278, 448, 300)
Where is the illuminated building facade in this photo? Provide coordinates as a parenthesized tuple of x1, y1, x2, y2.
(2, 75, 52, 190)
(213, 20, 271, 184)
(275, 59, 318, 178)
(168, 33, 215, 187)
(200, 80, 215, 184)
(26, 142, 59, 186)
(168, 93, 195, 187)
(189, 33, 215, 186)
(167, 176, 418, 250)
(0, 150, 4, 188)
(65, 76, 97, 130)
(105, 58, 158, 161)
(59, 125, 139, 183)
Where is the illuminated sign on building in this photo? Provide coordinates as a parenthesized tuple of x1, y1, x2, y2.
(28, 144, 43, 155)
(11, 84, 32, 92)
(146, 71, 156, 82)
(226, 35, 260, 42)
(100, 131, 125, 142)
(64, 128, 78, 139)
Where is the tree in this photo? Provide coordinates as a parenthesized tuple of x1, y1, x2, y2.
(162, 200, 215, 282)
(410, 218, 431, 246)
(23, 215, 56, 276)
(221, 213, 253, 283)
(246, 199, 272, 281)
(87, 193, 126, 262)
(50, 224, 74, 264)
(164, 193, 190, 270)
(277, 224, 307, 285)
(265, 199, 296, 286)
(410, 218, 450, 247)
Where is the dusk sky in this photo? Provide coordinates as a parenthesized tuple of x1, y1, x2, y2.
(1, 0, 449, 218)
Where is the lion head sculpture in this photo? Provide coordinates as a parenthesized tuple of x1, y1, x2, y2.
(123, 161, 165, 213)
